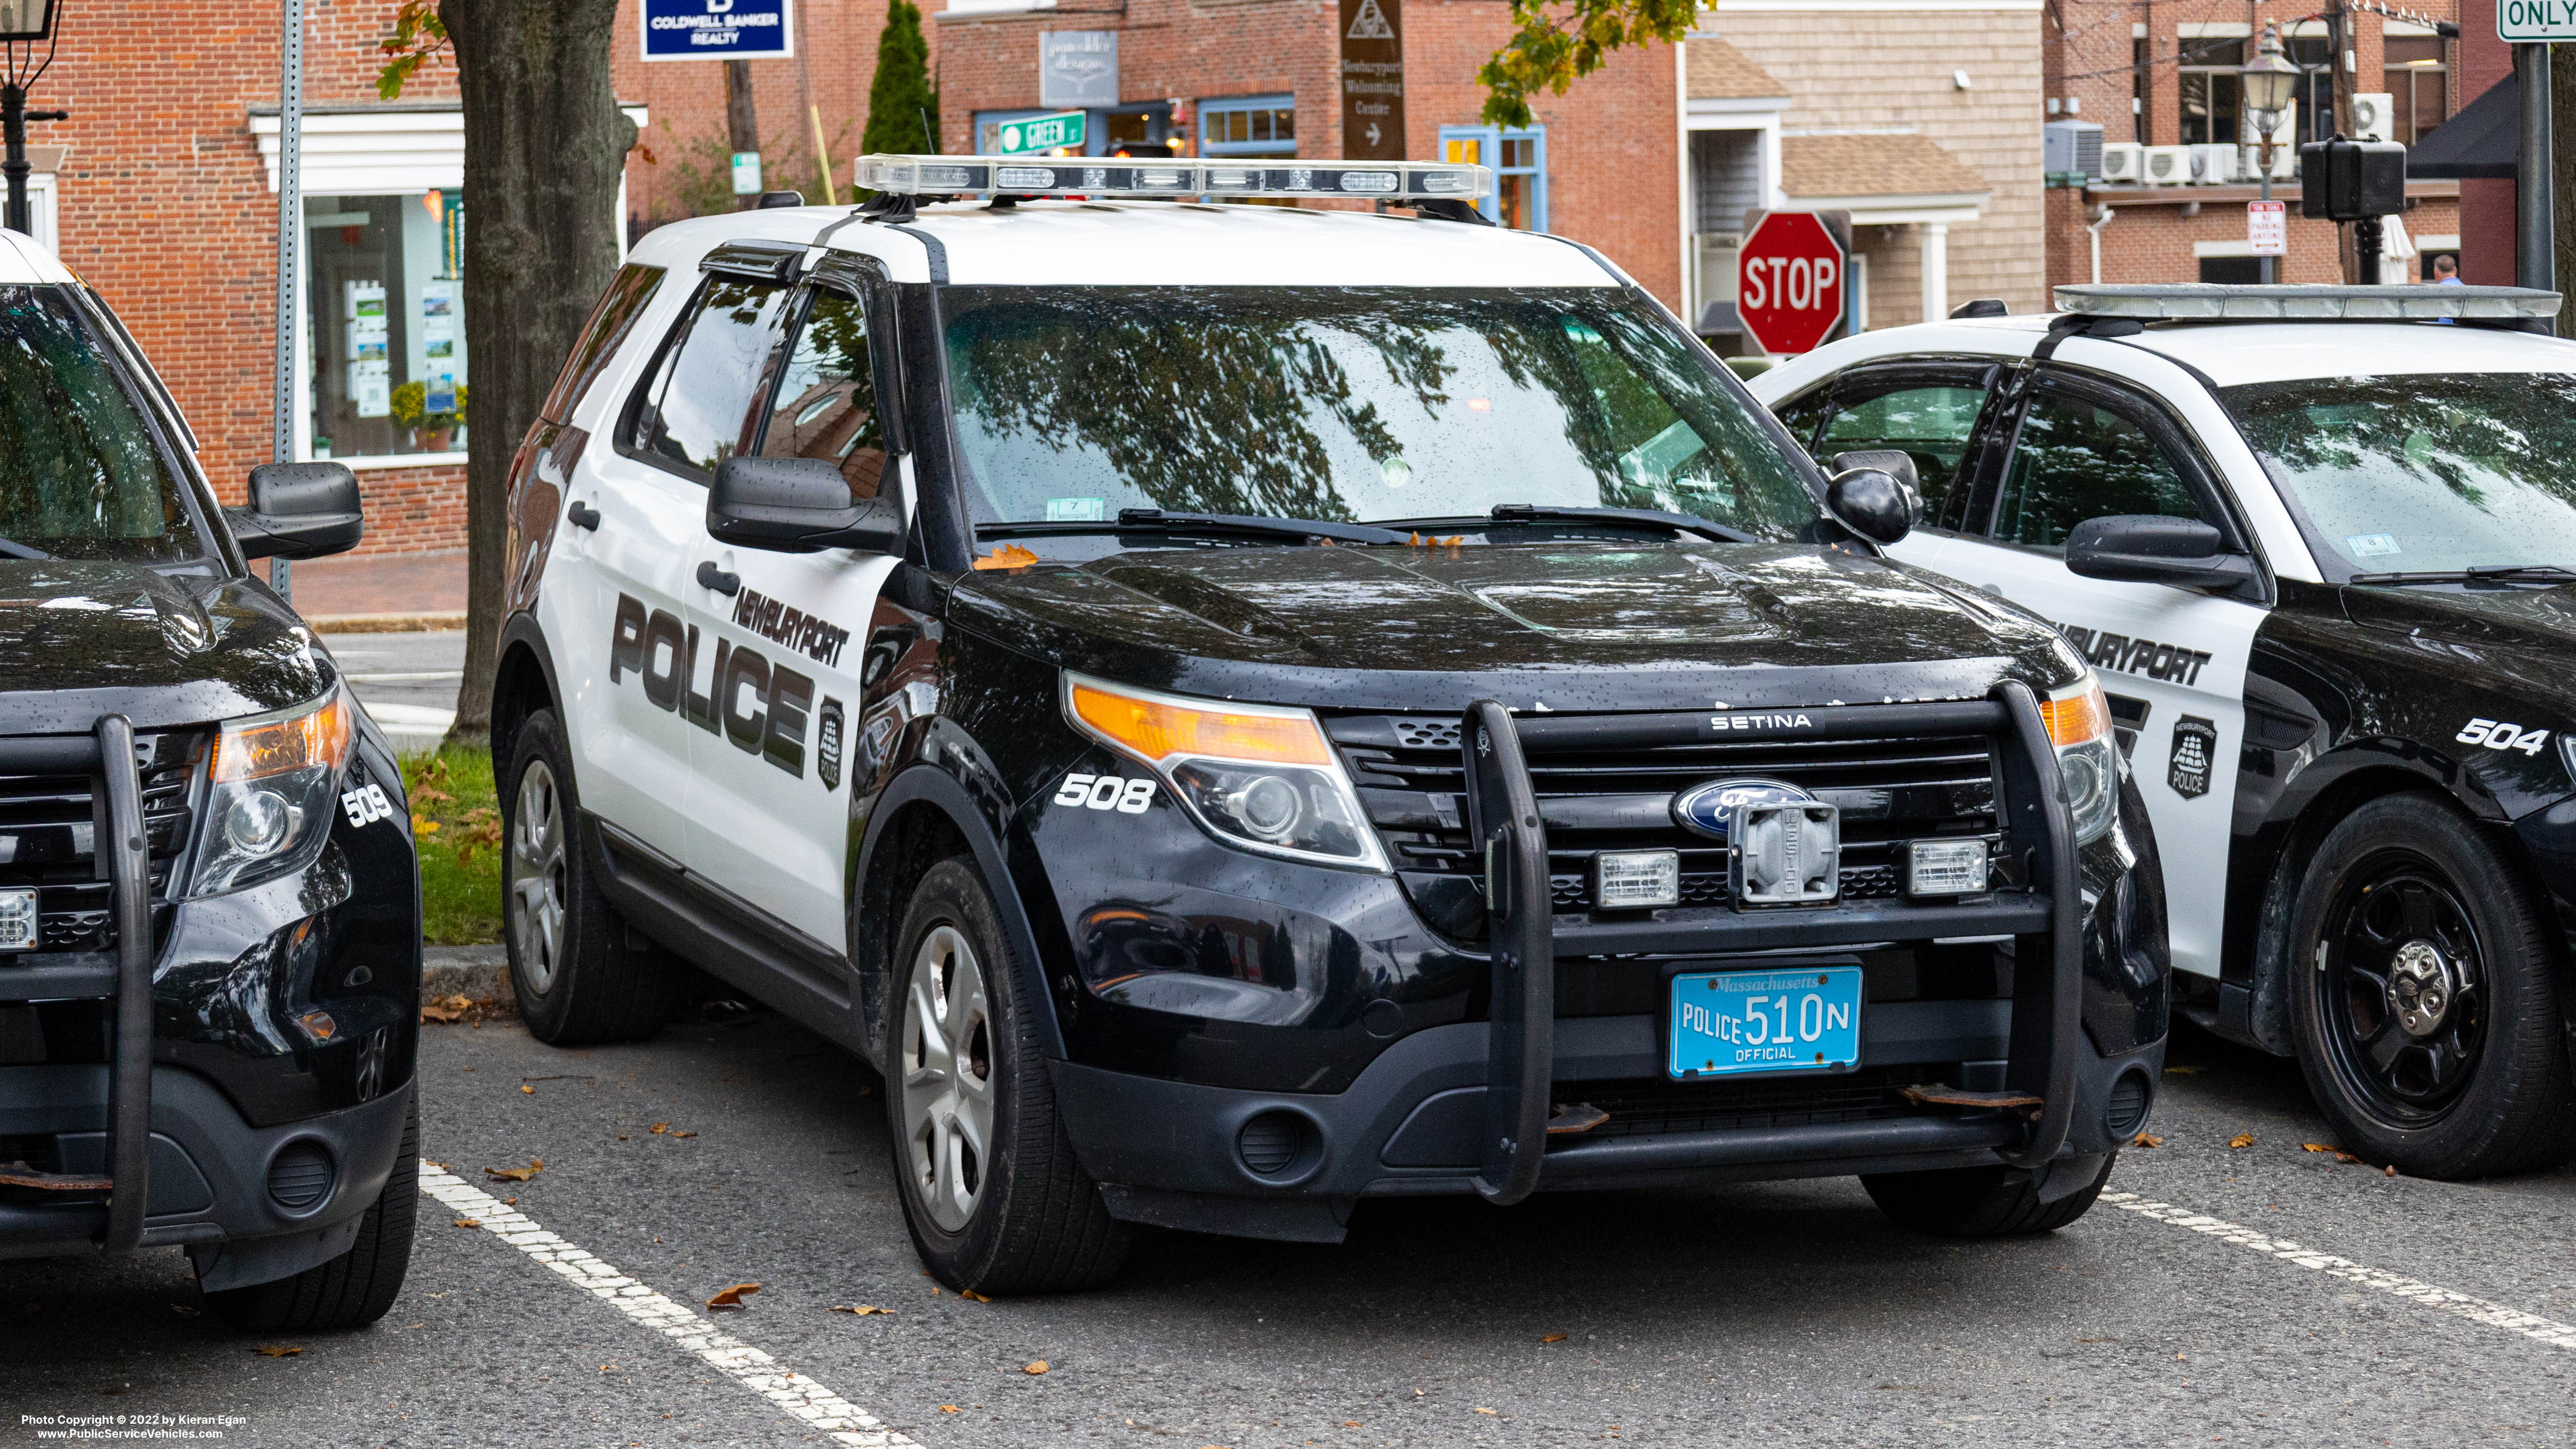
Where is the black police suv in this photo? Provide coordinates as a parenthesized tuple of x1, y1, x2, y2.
(489, 183, 2169, 1294)
(0, 241, 418, 1331)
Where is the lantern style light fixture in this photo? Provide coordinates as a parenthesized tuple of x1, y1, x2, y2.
(2241, 24, 2304, 127)
(0, 0, 55, 43)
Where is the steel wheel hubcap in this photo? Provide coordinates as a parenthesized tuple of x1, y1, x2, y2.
(508, 762, 568, 995)
(901, 925, 994, 1233)
(2319, 864, 2485, 1122)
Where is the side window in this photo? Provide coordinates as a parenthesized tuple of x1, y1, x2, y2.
(543, 263, 666, 425)
(628, 275, 793, 478)
(1814, 383, 1989, 523)
(755, 287, 889, 500)
(1771, 387, 1834, 454)
(1993, 389, 2207, 550)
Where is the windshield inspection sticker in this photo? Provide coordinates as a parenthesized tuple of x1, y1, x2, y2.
(2346, 533, 2402, 558)
(1055, 774, 1155, 814)
(2169, 717, 2217, 799)
(1046, 498, 1106, 522)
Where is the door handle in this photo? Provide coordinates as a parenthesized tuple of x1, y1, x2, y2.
(566, 501, 601, 531)
(696, 560, 741, 596)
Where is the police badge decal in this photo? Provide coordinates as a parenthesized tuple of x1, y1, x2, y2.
(2169, 715, 2217, 799)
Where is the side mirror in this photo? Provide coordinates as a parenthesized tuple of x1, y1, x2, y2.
(1830, 450, 1919, 499)
(228, 462, 364, 560)
(2066, 514, 2259, 593)
(708, 456, 905, 555)
(1825, 467, 1913, 547)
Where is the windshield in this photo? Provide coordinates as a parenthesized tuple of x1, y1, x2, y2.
(941, 286, 1823, 540)
(2224, 373, 2576, 578)
(0, 286, 202, 562)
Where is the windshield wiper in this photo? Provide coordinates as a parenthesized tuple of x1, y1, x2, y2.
(980, 509, 1413, 547)
(1376, 503, 1756, 545)
(2349, 565, 2576, 586)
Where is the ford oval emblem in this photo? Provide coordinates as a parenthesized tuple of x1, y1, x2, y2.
(1671, 778, 1813, 841)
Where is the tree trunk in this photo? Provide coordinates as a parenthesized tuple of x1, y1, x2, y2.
(2556, 43, 2576, 334)
(438, 0, 635, 745)
(726, 60, 758, 208)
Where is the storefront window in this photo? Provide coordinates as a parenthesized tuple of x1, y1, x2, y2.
(1200, 96, 1296, 157)
(1439, 126, 1546, 231)
(304, 191, 468, 462)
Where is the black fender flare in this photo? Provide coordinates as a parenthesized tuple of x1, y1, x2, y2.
(852, 761, 1067, 1066)
(490, 609, 565, 770)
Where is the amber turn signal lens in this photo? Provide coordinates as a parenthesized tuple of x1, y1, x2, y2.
(2040, 678, 2111, 748)
(211, 691, 354, 783)
(1068, 680, 1332, 766)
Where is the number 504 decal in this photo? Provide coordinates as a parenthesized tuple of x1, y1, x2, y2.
(2458, 719, 2552, 756)
(1054, 773, 1156, 814)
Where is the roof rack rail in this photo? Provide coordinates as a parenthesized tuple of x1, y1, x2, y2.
(850, 152, 1493, 207)
(2053, 283, 2562, 323)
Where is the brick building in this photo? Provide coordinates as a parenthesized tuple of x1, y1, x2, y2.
(928, 0, 1686, 308)
(24, 0, 891, 555)
(2040, 0, 2464, 289)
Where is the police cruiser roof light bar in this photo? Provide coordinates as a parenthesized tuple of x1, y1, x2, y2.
(2053, 283, 2564, 322)
(854, 152, 1492, 202)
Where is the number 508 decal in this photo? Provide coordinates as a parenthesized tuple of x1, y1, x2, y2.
(1054, 773, 1156, 814)
(2458, 718, 2552, 756)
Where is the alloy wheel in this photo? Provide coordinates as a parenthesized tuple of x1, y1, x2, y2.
(901, 924, 995, 1233)
(508, 761, 568, 995)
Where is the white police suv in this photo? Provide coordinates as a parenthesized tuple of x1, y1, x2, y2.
(1752, 283, 2576, 1179)
(488, 159, 2171, 1293)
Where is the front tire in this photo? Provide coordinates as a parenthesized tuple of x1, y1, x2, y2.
(886, 858, 1129, 1294)
(504, 708, 676, 1045)
(1862, 1151, 2116, 1237)
(203, 1100, 418, 1332)
(2286, 793, 2576, 1178)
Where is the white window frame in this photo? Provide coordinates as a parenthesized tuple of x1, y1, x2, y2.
(249, 105, 645, 469)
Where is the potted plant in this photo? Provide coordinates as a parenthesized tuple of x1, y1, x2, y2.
(389, 380, 468, 453)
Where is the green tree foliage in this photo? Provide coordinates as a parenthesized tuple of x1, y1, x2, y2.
(1478, 0, 1696, 128)
(374, 0, 451, 99)
(862, 0, 940, 160)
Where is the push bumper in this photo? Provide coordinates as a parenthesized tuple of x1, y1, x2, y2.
(1049, 683, 2166, 1241)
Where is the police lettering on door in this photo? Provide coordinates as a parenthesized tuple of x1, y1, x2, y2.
(608, 592, 847, 786)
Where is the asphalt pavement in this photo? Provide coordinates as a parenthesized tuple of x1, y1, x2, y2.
(327, 630, 467, 755)
(6, 1005, 2573, 1448)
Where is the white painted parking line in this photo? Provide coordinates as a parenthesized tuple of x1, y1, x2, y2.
(2103, 1191, 2576, 1351)
(418, 1165, 919, 1447)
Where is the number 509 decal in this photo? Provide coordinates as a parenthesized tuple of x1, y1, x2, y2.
(1054, 773, 1156, 814)
(2458, 719, 2552, 756)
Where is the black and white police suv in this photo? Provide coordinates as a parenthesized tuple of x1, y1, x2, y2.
(1751, 282, 2576, 1179)
(490, 156, 2168, 1293)
(0, 232, 421, 1329)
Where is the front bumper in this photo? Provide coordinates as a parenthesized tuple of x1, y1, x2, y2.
(1040, 685, 2169, 1239)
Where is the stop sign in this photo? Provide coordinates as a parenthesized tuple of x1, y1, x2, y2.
(1737, 213, 1847, 355)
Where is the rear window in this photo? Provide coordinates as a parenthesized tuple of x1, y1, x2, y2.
(542, 264, 667, 425)
(0, 286, 203, 562)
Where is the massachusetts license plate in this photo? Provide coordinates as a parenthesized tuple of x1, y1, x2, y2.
(1668, 966, 1863, 1078)
(0, 888, 35, 951)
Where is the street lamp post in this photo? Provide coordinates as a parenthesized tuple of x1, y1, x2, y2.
(0, 0, 65, 240)
(2240, 22, 2302, 284)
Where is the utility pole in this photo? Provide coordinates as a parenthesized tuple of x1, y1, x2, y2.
(725, 59, 759, 208)
(271, 0, 302, 601)
(2516, 42, 2556, 311)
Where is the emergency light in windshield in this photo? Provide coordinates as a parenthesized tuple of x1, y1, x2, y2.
(854, 153, 1490, 202)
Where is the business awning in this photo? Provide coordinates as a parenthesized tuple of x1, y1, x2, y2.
(2409, 75, 2514, 180)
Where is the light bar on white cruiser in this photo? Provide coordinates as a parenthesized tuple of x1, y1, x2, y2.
(2054, 283, 2564, 322)
(852, 153, 1491, 201)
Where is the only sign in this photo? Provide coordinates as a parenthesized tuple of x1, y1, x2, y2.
(1737, 213, 1847, 355)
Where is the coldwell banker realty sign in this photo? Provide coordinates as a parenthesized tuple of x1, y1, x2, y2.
(642, 0, 795, 60)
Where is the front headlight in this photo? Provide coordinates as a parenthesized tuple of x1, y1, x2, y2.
(2040, 675, 2118, 846)
(184, 687, 355, 898)
(1063, 673, 1387, 872)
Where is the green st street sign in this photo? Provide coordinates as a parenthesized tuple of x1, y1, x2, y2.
(996, 111, 1086, 155)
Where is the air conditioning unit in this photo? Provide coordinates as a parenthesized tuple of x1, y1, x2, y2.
(2100, 141, 2146, 183)
(2142, 144, 2194, 185)
(2043, 118, 2105, 179)
(2351, 92, 2396, 143)
(2190, 143, 2240, 184)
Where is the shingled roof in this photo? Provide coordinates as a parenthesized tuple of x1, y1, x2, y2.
(1687, 39, 1789, 101)
(1781, 132, 1990, 200)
